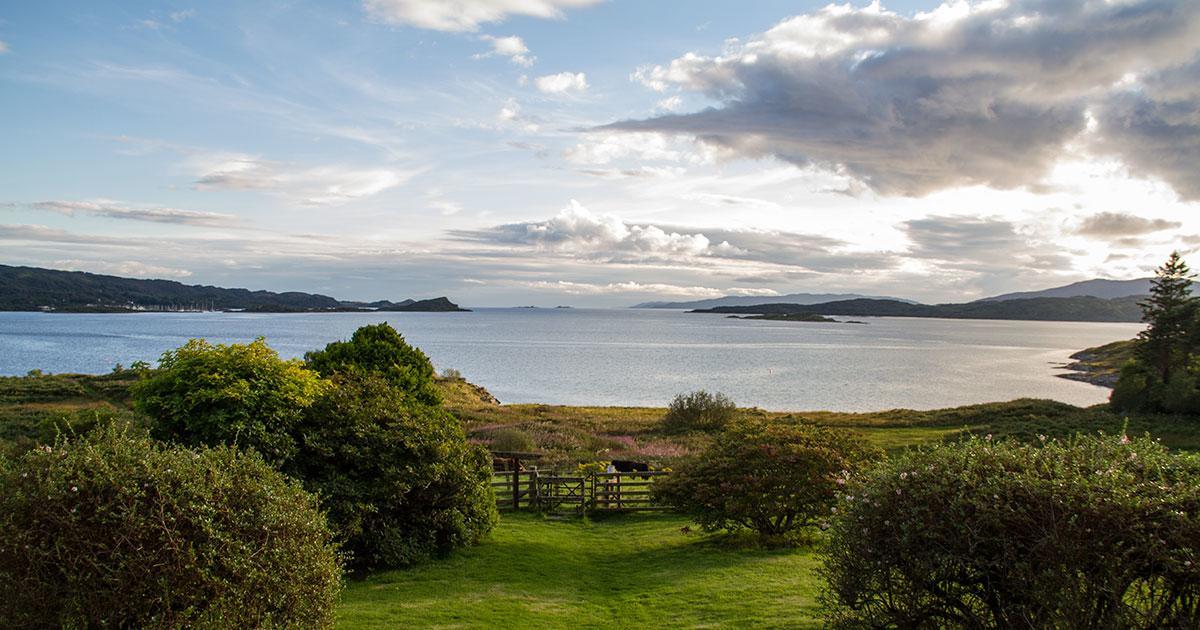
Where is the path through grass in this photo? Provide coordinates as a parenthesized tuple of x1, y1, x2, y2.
(338, 512, 823, 629)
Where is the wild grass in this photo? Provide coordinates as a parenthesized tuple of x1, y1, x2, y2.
(337, 512, 823, 629)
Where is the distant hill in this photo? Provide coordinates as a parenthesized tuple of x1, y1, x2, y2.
(0, 264, 468, 312)
(633, 292, 915, 310)
(979, 278, 1153, 302)
(694, 296, 1144, 323)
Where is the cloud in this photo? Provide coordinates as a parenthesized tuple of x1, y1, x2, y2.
(188, 153, 412, 205)
(1075, 212, 1182, 239)
(362, 0, 603, 32)
(534, 71, 587, 94)
(606, 0, 1200, 197)
(0, 41, 9, 54)
(53, 259, 193, 279)
(1092, 58, 1200, 200)
(903, 215, 1034, 267)
(475, 35, 535, 66)
(29, 200, 239, 227)
(451, 199, 895, 272)
(0, 224, 141, 247)
(507, 279, 778, 298)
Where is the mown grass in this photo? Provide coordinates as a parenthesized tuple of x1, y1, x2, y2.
(337, 512, 823, 629)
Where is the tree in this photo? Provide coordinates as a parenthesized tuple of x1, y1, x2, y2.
(132, 338, 328, 464)
(305, 323, 441, 406)
(661, 390, 738, 433)
(286, 374, 497, 569)
(653, 419, 880, 540)
(0, 426, 342, 628)
(1135, 251, 1196, 382)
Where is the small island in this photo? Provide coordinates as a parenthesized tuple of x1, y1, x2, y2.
(727, 313, 839, 323)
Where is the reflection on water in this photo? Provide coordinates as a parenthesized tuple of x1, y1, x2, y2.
(0, 309, 1142, 412)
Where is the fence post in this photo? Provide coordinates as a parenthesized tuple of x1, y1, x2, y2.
(512, 467, 521, 511)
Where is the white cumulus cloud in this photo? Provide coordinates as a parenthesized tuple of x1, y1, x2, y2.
(362, 0, 603, 32)
(534, 71, 588, 94)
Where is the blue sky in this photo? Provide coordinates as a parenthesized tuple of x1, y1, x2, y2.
(2, 0, 1199, 306)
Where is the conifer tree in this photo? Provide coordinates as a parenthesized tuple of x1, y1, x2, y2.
(1135, 251, 1196, 383)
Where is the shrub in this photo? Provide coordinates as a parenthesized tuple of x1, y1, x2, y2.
(654, 419, 881, 540)
(133, 338, 327, 464)
(305, 323, 441, 406)
(287, 374, 497, 570)
(662, 390, 737, 433)
(0, 426, 342, 628)
(820, 434, 1200, 628)
(485, 427, 537, 452)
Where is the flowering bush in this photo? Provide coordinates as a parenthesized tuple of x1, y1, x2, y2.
(0, 426, 341, 628)
(653, 419, 881, 541)
(820, 434, 1200, 628)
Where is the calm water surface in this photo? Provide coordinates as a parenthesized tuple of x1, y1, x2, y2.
(0, 309, 1141, 412)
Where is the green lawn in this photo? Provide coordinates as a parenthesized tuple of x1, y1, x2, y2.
(338, 512, 823, 629)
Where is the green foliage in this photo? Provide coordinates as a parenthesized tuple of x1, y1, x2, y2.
(1113, 252, 1200, 414)
(133, 338, 327, 464)
(483, 427, 537, 452)
(0, 426, 342, 628)
(288, 374, 497, 570)
(662, 390, 738, 433)
(820, 434, 1200, 628)
(654, 419, 881, 540)
(305, 323, 441, 406)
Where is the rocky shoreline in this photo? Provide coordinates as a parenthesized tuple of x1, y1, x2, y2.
(1055, 339, 1135, 389)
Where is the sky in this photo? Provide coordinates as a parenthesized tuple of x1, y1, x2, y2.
(1, 0, 1199, 307)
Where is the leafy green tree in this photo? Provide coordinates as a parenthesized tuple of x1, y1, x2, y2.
(305, 323, 441, 406)
(132, 338, 328, 464)
(661, 390, 738, 433)
(0, 426, 342, 628)
(820, 434, 1200, 628)
(1135, 251, 1197, 383)
(287, 374, 497, 569)
(653, 419, 880, 540)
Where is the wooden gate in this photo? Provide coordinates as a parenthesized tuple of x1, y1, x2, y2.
(589, 471, 671, 512)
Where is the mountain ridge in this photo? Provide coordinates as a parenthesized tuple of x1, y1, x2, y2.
(0, 264, 469, 312)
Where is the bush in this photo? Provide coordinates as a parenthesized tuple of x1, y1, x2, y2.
(0, 426, 342, 628)
(133, 338, 327, 464)
(662, 390, 737, 433)
(305, 323, 441, 406)
(287, 374, 497, 570)
(654, 419, 881, 540)
(820, 434, 1200, 628)
(484, 427, 536, 452)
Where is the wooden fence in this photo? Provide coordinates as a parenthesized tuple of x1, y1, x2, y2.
(491, 469, 670, 513)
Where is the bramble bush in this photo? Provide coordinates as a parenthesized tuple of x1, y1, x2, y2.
(0, 426, 342, 628)
(287, 374, 497, 570)
(133, 338, 327, 464)
(654, 419, 881, 541)
(662, 390, 738, 433)
(820, 434, 1200, 629)
(305, 323, 442, 406)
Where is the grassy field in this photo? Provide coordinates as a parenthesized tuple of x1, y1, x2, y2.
(338, 512, 823, 629)
(4, 370, 1200, 627)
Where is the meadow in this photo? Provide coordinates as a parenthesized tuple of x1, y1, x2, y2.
(4, 369, 1199, 627)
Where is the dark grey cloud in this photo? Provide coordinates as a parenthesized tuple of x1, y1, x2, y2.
(608, 0, 1200, 197)
(1093, 58, 1200, 200)
(1075, 211, 1182, 238)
